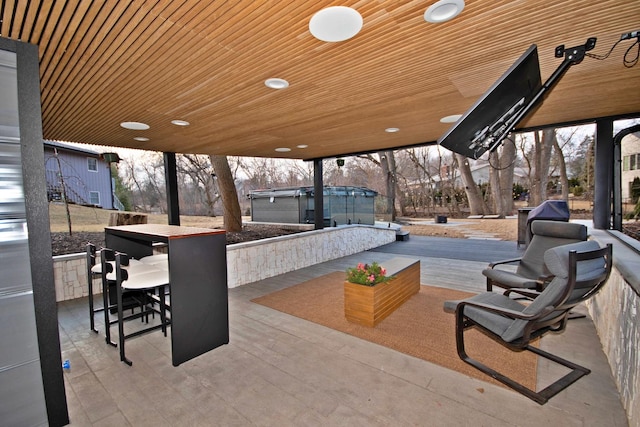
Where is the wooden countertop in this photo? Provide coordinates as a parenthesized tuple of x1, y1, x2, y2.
(105, 224, 225, 239)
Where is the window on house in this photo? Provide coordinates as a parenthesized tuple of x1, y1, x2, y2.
(631, 154, 637, 171)
(89, 191, 100, 205)
(87, 157, 98, 172)
(623, 155, 630, 171)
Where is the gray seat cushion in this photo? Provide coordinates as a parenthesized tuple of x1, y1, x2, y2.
(544, 240, 604, 280)
(447, 293, 528, 341)
(531, 220, 587, 240)
(482, 268, 540, 289)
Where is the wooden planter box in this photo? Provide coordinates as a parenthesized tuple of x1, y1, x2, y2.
(344, 259, 420, 327)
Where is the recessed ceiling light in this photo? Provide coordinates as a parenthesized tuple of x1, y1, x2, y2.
(275, 147, 291, 152)
(297, 144, 308, 149)
(265, 78, 289, 89)
(385, 127, 400, 133)
(120, 121, 150, 130)
(171, 120, 190, 126)
(424, 0, 465, 23)
(309, 6, 363, 42)
(134, 137, 150, 141)
(440, 114, 462, 123)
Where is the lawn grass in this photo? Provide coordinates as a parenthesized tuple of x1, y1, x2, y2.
(48, 202, 226, 232)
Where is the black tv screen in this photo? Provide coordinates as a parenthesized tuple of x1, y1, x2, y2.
(438, 44, 542, 159)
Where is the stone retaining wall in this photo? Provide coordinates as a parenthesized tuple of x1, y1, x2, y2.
(587, 230, 640, 427)
(52, 225, 396, 301)
(587, 234, 640, 426)
(587, 269, 639, 426)
(227, 225, 395, 288)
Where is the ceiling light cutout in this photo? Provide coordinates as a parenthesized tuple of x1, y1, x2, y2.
(385, 127, 400, 133)
(424, 0, 465, 23)
(120, 121, 150, 130)
(309, 6, 363, 42)
(171, 120, 190, 126)
(265, 78, 289, 89)
(440, 114, 462, 123)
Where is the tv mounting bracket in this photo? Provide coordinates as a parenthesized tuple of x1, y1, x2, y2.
(478, 37, 597, 155)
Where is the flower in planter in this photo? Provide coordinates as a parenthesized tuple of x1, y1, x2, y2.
(346, 262, 393, 286)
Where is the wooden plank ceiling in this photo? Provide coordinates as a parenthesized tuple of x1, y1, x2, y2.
(1, 0, 639, 160)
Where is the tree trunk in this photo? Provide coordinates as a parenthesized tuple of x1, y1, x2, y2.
(499, 140, 516, 215)
(531, 131, 542, 206)
(553, 135, 569, 201)
(210, 155, 242, 232)
(455, 154, 487, 215)
(531, 129, 554, 206)
(488, 151, 503, 216)
(54, 148, 73, 235)
(379, 151, 397, 221)
(489, 143, 516, 217)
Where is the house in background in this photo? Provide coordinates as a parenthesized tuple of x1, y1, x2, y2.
(621, 131, 640, 204)
(43, 140, 122, 210)
(431, 159, 528, 189)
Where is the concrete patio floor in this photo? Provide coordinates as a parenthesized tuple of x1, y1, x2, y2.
(58, 236, 628, 426)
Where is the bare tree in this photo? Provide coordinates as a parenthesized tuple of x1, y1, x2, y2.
(486, 140, 517, 216)
(210, 155, 242, 232)
(498, 140, 517, 215)
(358, 151, 400, 220)
(178, 154, 219, 216)
(455, 153, 487, 215)
(119, 154, 163, 212)
(238, 157, 282, 189)
(552, 129, 581, 201)
(404, 147, 441, 216)
(488, 151, 502, 214)
(529, 128, 555, 205)
(380, 151, 399, 219)
(53, 148, 73, 235)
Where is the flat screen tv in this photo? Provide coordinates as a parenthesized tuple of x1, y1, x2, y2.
(438, 44, 542, 159)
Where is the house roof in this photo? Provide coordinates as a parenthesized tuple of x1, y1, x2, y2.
(4, 1, 639, 160)
(43, 140, 100, 157)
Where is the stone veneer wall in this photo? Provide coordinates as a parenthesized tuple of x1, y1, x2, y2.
(226, 225, 396, 288)
(52, 225, 396, 301)
(586, 257, 639, 426)
(53, 253, 97, 302)
(587, 230, 640, 427)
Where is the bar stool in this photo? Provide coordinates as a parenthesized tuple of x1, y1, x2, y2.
(99, 249, 150, 345)
(139, 253, 168, 268)
(86, 243, 103, 333)
(114, 252, 171, 366)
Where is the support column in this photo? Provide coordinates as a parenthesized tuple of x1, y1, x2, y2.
(593, 119, 613, 229)
(314, 159, 324, 230)
(1, 37, 69, 427)
(163, 152, 180, 225)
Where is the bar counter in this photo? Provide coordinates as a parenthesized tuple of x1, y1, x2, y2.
(105, 224, 228, 366)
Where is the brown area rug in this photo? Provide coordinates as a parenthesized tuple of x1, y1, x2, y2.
(251, 271, 537, 390)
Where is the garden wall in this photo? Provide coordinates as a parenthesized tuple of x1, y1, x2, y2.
(52, 225, 396, 300)
(588, 230, 640, 427)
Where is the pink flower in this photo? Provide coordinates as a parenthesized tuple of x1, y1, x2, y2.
(368, 274, 375, 283)
(380, 268, 386, 276)
(357, 263, 366, 271)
